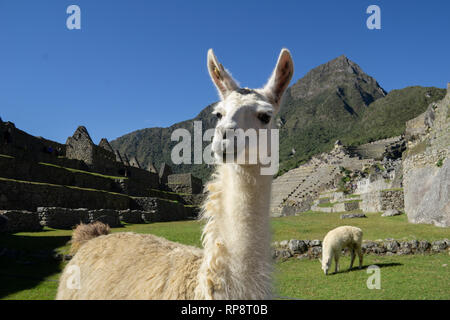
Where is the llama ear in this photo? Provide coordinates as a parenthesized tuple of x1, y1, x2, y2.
(263, 48, 294, 108)
(207, 49, 239, 100)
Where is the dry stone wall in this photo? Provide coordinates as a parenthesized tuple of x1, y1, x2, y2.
(273, 238, 449, 260)
(0, 210, 42, 233)
(0, 179, 131, 211)
(167, 173, 203, 194)
(38, 207, 89, 229)
(88, 209, 121, 227)
(361, 189, 404, 213)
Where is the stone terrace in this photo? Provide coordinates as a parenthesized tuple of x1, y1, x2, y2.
(0, 120, 204, 232)
(270, 142, 373, 216)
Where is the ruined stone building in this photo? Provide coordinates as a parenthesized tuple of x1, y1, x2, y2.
(0, 122, 204, 232)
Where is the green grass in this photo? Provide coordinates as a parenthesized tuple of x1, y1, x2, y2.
(381, 188, 403, 192)
(318, 202, 334, 208)
(1, 212, 448, 300)
(345, 194, 361, 199)
(271, 211, 450, 242)
(274, 254, 449, 300)
(342, 199, 363, 203)
(0, 154, 14, 159)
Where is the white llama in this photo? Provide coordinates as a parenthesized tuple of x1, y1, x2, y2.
(320, 226, 363, 275)
(56, 48, 294, 300)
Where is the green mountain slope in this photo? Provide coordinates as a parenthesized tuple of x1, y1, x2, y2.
(110, 56, 446, 181)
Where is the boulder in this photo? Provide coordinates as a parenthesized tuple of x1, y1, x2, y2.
(431, 240, 448, 252)
(384, 240, 400, 253)
(417, 240, 431, 252)
(288, 239, 308, 254)
(309, 246, 322, 257)
(340, 213, 367, 219)
(382, 209, 402, 217)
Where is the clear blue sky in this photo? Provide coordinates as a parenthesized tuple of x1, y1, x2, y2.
(0, 0, 449, 144)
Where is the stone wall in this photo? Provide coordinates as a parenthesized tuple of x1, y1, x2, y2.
(119, 209, 149, 224)
(0, 120, 66, 163)
(333, 201, 360, 212)
(0, 156, 123, 193)
(356, 177, 391, 194)
(88, 209, 121, 227)
(167, 173, 203, 194)
(1, 204, 196, 232)
(132, 197, 195, 221)
(347, 136, 403, 160)
(0, 210, 42, 233)
(361, 189, 404, 213)
(39, 207, 124, 229)
(38, 207, 89, 229)
(0, 155, 163, 198)
(126, 167, 160, 190)
(273, 238, 449, 260)
(0, 178, 131, 211)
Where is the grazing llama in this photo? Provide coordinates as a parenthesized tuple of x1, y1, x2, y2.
(320, 226, 363, 275)
(56, 48, 294, 299)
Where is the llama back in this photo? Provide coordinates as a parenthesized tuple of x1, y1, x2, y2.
(57, 232, 203, 299)
(350, 226, 363, 246)
(323, 226, 363, 250)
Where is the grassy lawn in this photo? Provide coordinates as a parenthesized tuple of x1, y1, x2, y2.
(271, 211, 450, 242)
(275, 253, 449, 300)
(1, 211, 449, 300)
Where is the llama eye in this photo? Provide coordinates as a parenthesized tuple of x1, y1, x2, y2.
(257, 113, 271, 124)
(215, 112, 223, 120)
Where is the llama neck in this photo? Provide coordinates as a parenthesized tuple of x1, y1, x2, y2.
(197, 164, 273, 299)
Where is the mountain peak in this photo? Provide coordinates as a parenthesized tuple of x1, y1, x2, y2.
(289, 55, 385, 100)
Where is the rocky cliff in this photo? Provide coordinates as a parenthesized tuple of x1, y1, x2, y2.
(403, 84, 450, 227)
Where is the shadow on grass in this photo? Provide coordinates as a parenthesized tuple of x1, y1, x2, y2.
(0, 233, 70, 299)
(330, 262, 403, 275)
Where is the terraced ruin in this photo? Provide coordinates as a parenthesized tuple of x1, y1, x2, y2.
(270, 141, 372, 216)
(271, 84, 450, 227)
(0, 120, 204, 232)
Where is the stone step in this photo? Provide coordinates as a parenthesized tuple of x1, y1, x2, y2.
(0, 177, 131, 211)
(0, 155, 160, 197)
(0, 178, 198, 224)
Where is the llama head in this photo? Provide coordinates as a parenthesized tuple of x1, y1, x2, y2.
(207, 48, 294, 165)
(319, 257, 331, 275)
